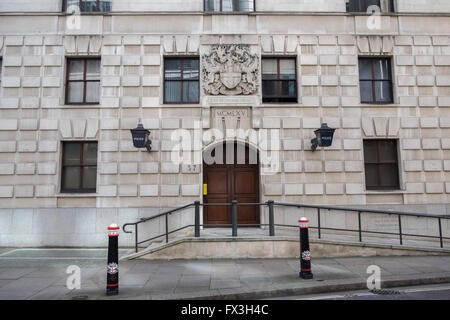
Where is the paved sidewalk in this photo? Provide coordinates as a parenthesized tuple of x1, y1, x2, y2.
(0, 248, 449, 300)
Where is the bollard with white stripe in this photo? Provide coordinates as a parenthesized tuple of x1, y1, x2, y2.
(106, 224, 120, 296)
(299, 217, 313, 279)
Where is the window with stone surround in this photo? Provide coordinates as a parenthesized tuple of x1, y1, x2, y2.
(262, 57, 297, 103)
(205, 0, 255, 12)
(164, 57, 199, 104)
(363, 139, 400, 190)
(63, 0, 112, 13)
(358, 57, 393, 104)
(65, 58, 101, 105)
(61, 142, 98, 193)
(346, 0, 395, 13)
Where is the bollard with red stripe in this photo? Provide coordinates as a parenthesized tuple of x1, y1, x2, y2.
(106, 223, 120, 296)
(299, 217, 313, 279)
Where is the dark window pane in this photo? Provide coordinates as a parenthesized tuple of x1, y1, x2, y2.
(262, 59, 278, 80)
(364, 139, 399, 189)
(86, 59, 101, 80)
(280, 59, 296, 80)
(379, 164, 399, 187)
(262, 81, 278, 97)
(205, 0, 221, 11)
(82, 167, 97, 190)
(165, 81, 182, 103)
(374, 59, 390, 80)
(359, 58, 392, 103)
(379, 140, 397, 162)
(78, 0, 111, 13)
(67, 58, 101, 104)
(62, 142, 97, 193)
(365, 164, 379, 187)
(360, 81, 373, 102)
(183, 81, 199, 103)
(83, 143, 98, 165)
(68, 59, 84, 81)
(374, 81, 392, 103)
(63, 167, 81, 190)
(65, 0, 80, 11)
(359, 59, 373, 80)
(363, 140, 378, 162)
(262, 58, 297, 102)
(165, 60, 182, 80)
(222, 0, 233, 11)
(204, 0, 253, 12)
(64, 143, 81, 165)
(183, 59, 199, 80)
(67, 82, 84, 104)
(81, 0, 98, 12)
(85, 82, 100, 103)
(347, 0, 381, 12)
(164, 58, 199, 104)
(387, 0, 395, 12)
(239, 0, 254, 11)
(365, 0, 381, 12)
(280, 81, 296, 97)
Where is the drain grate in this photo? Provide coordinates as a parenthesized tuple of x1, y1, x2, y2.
(370, 289, 403, 295)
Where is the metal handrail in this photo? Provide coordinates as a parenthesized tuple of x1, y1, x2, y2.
(273, 201, 449, 249)
(122, 200, 450, 253)
(273, 201, 450, 219)
(123, 202, 196, 252)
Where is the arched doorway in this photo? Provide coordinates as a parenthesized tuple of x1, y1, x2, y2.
(202, 141, 260, 227)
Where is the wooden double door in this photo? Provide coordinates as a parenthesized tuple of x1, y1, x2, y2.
(203, 142, 260, 226)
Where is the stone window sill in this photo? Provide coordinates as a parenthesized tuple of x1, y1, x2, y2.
(56, 193, 98, 198)
(359, 103, 401, 108)
(365, 190, 405, 195)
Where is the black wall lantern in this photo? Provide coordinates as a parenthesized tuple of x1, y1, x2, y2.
(130, 123, 152, 152)
(311, 123, 336, 152)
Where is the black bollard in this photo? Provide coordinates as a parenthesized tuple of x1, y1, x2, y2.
(106, 223, 120, 296)
(299, 217, 313, 279)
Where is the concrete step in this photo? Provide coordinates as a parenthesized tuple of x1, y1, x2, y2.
(120, 232, 450, 261)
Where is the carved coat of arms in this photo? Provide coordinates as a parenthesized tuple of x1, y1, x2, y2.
(202, 45, 259, 96)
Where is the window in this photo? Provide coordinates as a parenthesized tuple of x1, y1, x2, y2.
(205, 0, 255, 12)
(346, 0, 394, 13)
(66, 58, 101, 105)
(61, 142, 98, 193)
(64, 0, 112, 13)
(363, 139, 400, 190)
(358, 57, 393, 104)
(164, 58, 199, 104)
(0, 58, 2, 87)
(262, 58, 297, 103)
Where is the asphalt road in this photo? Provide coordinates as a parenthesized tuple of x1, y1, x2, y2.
(278, 283, 450, 300)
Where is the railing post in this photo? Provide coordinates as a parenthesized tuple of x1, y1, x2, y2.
(194, 201, 201, 238)
(398, 215, 403, 245)
(438, 218, 443, 248)
(135, 224, 138, 253)
(358, 211, 362, 242)
(232, 200, 238, 237)
(165, 213, 169, 243)
(268, 200, 275, 236)
(317, 208, 321, 239)
(298, 218, 313, 279)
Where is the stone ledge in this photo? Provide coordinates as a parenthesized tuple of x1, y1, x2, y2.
(122, 236, 450, 261)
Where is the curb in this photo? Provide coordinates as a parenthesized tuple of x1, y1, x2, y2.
(152, 274, 450, 300)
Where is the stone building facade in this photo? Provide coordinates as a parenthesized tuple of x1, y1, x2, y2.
(0, 0, 449, 247)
